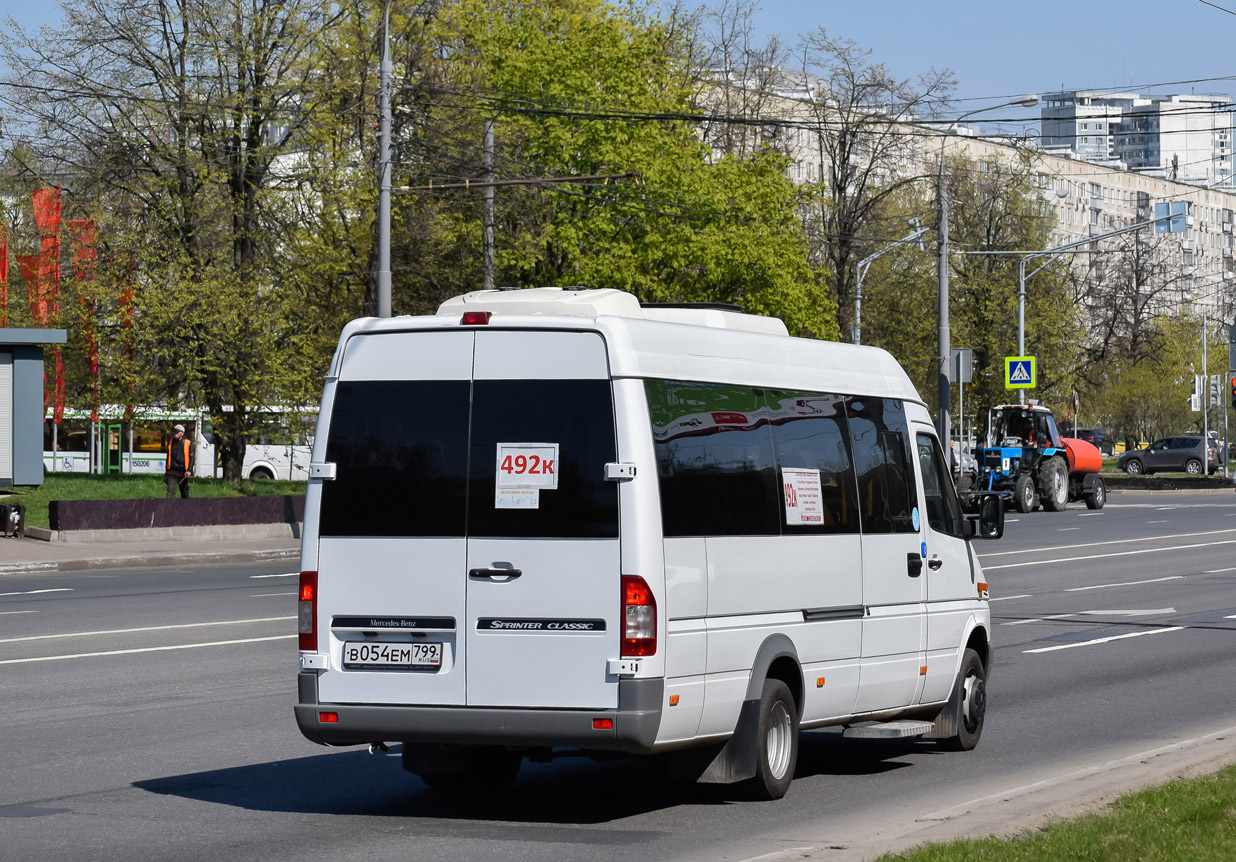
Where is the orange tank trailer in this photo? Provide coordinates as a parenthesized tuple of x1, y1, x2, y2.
(1062, 437, 1103, 475)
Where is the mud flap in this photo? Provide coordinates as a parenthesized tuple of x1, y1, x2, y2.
(695, 698, 761, 784)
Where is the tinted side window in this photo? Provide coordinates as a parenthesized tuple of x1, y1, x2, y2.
(847, 397, 916, 534)
(467, 380, 618, 538)
(321, 380, 469, 536)
(917, 433, 964, 537)
(647, 380, 779, 537)
(765, 390, 860, 534)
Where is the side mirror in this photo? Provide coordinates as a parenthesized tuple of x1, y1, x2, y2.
(976, 494, 1004, 539)
(965, 494, 1005, 540)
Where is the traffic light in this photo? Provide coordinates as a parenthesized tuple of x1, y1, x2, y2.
(1230, 374, 1236, 409)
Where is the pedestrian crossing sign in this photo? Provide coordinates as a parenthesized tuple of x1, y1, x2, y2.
(1005, 356, 1036, 389)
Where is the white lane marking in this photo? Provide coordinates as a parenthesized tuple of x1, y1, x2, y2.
(1204, 566, 1236, 573)
(0, 588, 73, 597)
(1080, 608, 1176, 616)
(0, 616, 294, 644)
(1058, 527, 1080, 531)
(251, 592, 295, 598)
(1002, 614, 1075, 626)
(990, 594, 1033, 602)
(1147, 520, 1168, 524)
(1226, 615, 1236, 620)
(1002, 608, 1176, 626)
(1005, 519, 1020, 523)
(249, 572, 299, 579)
(1156, 507, 1177, 511)
(1024, 626, 1185, 654)
(0, 610, 37, 616)
(979, 527, 1236, 558)
(983, 539, 1236, 571)
(0, 635, 296, 665)
(736, 849, 816, 862)
(1078, 512, 1105, 516)
(1064, 576, 1183, 592)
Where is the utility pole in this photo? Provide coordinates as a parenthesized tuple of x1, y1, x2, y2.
(483, 120, 495, 292)
(377, 0, 393, 318)
(937, 163, 951, 454)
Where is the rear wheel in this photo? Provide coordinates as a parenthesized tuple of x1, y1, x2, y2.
(1124, 458, 1143, 475)
(1014, 475, 1037, 513)
(744, 679, 799, 800)
(1185, 458, 1203, 475)
(1040, 459, 1069, 511)
(936, 648, 987, 752)
(1085, 477, 1106, 510)
(248, 466, 275, 480)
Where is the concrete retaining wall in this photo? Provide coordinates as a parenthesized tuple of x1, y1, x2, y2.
(49, 495, 306, 532)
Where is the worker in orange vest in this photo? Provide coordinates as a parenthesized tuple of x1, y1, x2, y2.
(165, 423, 194, 498)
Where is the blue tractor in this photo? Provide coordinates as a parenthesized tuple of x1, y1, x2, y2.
(963, 405, 1105, 513)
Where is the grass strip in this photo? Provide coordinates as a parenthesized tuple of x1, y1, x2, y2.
(876, 762, 1236, 861)
(0, 474, 307, 529)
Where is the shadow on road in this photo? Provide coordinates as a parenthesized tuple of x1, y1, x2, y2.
(135, 731, 931, 823)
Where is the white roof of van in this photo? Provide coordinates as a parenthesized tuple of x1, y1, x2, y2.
(330, 288, 922, 404)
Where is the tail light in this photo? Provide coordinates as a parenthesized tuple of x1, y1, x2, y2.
(460, 311, 491, 325)
(298, 571, 318, 651)
(621, 575, 656, 657)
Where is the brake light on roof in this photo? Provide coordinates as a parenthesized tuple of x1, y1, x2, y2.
(299, 571, 318, 651)
(621, 575, 657, 657)
(460, 311, 492, 325)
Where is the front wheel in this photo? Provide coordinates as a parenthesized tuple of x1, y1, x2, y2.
(248, 466, 275, 481)
(1040, 459, 1069, 511)
(1185, 458, 1203, 475)
(936, 648, 987, 752)
(1014, 475, 1037, 513)
(745, 679, 799, 800)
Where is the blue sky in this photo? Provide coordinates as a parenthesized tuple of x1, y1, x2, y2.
(705, 0, 1236, 118)
(6, 0, 1236, 125)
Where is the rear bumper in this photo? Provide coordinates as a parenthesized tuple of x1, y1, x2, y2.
(294, 672, 664, 753)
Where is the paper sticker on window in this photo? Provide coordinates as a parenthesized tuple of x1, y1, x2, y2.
(495, 488, 540, 509)
(782, 468, 824, 525)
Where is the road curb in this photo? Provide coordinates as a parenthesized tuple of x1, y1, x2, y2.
(0, 547, 300, 576)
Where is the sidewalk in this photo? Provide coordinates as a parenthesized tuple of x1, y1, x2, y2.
(0, 533, 301, 575)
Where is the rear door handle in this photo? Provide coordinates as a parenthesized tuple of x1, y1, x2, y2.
(927, 556, 943, 571)
(469, 567, 522, 581)
(906, 553, 923, 578)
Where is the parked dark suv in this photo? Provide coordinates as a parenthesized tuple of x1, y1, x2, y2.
(1068, 427, 1114, 455)
(1118, 436, 1219, 475)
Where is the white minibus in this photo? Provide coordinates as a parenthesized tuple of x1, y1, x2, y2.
(295, 287, 1003, 799)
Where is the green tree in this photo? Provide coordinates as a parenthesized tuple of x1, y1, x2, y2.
(860, 154, 1084, 431)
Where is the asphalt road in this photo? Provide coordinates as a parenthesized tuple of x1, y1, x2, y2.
(2, 490, 1235, 862)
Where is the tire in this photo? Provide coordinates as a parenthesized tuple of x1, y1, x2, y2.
(403, 744, 522, 792)
(936, 648, 987, 752)
(1185, 459, 1203, 475)
(1040, 459, 1068, 512)
(248, 466, 275, 480)
(744, 679, 799, 801)
(1084, 477, 1106, 510)
(1014, 474, 1037, 513)
(1123, 459, 1143, 475)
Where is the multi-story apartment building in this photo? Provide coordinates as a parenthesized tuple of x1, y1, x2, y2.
(1040, 90, 1234, 187)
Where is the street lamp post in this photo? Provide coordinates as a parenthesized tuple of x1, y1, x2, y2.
(853, 219, 927, 344)
(937, 95, 1039, 451)
(377, 0, 393, 318)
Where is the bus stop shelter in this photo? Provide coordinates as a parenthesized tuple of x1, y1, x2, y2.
(0, 328, 68, 486)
